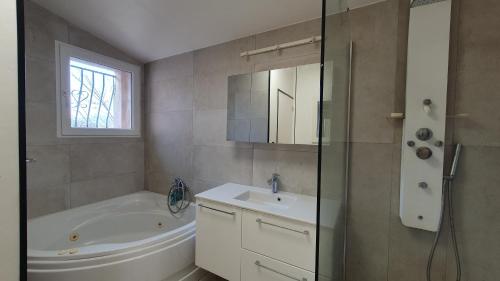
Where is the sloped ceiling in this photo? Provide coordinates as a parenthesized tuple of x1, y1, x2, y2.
(32, 0, 385, 63)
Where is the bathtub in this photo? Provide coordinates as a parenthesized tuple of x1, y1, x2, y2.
(28, 191, 205, 281)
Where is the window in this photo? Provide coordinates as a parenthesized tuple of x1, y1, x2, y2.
(55, 41, 141, 137)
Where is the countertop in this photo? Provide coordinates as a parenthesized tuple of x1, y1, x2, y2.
(195, 183, 321, 225)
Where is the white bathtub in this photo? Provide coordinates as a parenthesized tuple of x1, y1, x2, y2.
(28, 191, 205, 281)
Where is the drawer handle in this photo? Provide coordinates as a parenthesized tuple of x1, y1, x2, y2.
(256, 218, 310, 235)
(255, 260, 307, 281)
(198, 204, 236, 216)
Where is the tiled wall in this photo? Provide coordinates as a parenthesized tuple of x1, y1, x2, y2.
(345, 0, 500, 281)
(25, 1, 145, 218)
(144, 20, 321, 197)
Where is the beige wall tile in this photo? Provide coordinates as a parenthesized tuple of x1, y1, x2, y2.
(27, 145, 70, 189)
(26, 58, 56, 103)
(147, 76, 194, 113)
(27, 184, 69, 219)
(349, 0, 399, 144)
(252, 149, 318, 196)
(68, 26, 139, 64)
(26, 102, 58, 145)
(191, 179, 227, 195)
(145, 52, 194, 84)
(346, 143, 393, 281)
(147, 111, 193, 145)
(25, 1, 68, 62)
(194, 37, 255, 76)
(255, 19, 321, 49)
(146, 171, 176, 195)
(194, 71, 229, 111)
(147, 143, 193, 180)
(193, 145, 253, 185)
(193, 109, 227, 146)
(70, 173, 142, 208)
(70, 142, 144, 182)
(452, 0, 500, 147)
(445, 146, 500, 281)
(253, 18, 322, 63)
(388, 214, 447, 281)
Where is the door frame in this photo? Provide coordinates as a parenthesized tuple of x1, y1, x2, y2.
(16, 0, 27, 280)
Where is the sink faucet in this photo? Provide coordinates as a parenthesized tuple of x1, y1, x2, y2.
(267, 173, 280, 193)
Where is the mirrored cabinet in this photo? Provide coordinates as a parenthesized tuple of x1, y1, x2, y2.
(227, 63, 321, 145)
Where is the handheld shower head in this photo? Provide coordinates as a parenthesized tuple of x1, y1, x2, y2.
(410, 0, 447, 8)
(448, 144, 462, 180)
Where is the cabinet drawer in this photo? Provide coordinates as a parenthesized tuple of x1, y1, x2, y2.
(242, 210, 316, 271)
(195, 199, 241, 281)
(241, 249, 314, 281)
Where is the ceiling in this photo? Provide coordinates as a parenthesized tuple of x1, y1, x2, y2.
(33, 0, 385, 63)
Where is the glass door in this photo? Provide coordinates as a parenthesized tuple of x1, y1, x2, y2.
(316, 0, 351, 280)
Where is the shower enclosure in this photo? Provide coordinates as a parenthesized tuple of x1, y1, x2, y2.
(316, 0, 351, 280)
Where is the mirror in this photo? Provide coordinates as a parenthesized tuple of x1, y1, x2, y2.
(227, 63, 321, 145)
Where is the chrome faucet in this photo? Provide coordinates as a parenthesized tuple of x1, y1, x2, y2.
(267, 173, 280, 193)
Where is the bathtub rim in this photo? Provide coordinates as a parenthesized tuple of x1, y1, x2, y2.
(27, 191, 195, 262)
(27, 227, 195, 271)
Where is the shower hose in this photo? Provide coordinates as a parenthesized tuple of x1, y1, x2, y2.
(167, 177, 192, 214)
(426, 177, 462, 281)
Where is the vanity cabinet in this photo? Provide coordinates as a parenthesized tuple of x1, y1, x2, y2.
(241, 249, 315, 281)
(195, 198, 316, 281)
(242, 210, 316, 272)
(195, 199, 242, 281)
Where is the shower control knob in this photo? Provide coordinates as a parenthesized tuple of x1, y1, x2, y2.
(416, 147, 433, 160)
(416, 128, 433, 141)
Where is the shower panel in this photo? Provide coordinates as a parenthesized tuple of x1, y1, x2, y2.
(400, 0, 452, 232)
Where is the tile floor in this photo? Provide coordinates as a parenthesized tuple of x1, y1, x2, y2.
(199, 273, 226, 281)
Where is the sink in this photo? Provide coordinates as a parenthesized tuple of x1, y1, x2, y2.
(234, 190, 297, 210)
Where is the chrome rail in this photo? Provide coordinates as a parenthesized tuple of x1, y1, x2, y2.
(255, 218, 309, 235)
(198, 204, 236, 216)
(255, 260, 307, 281)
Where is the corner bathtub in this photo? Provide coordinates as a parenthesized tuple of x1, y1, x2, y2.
(28, 191, 204, 281)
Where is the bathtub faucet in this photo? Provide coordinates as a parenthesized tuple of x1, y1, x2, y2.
(267, 173, 280, 193)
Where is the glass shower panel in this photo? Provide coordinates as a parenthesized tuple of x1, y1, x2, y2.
(316, 0, 351, 280)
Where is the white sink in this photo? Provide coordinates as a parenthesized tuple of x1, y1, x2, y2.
(234, 190, 297, 210)
(195, 183, 317, 224)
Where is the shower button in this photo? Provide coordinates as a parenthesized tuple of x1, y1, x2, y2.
(416, 128, 433, 141)
(416, 147, 433, 160)
(418, 182, 428, 189)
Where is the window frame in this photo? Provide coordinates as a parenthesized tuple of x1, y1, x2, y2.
(55, 41, 141, 137)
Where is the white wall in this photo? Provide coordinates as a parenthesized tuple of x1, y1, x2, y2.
(0, 0, 20, 280)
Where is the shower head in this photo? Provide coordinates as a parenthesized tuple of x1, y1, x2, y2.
(410, 0, 446, 8)
(448, 144, 462, 180)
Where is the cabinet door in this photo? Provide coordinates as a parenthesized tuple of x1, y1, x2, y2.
(195, 200, 241, 281)
(241, 249, 314, 281)
(242, 210, 316, 271)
